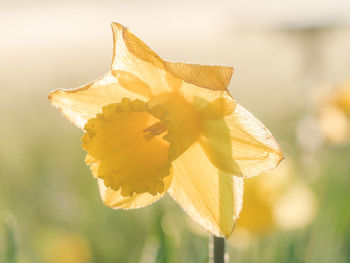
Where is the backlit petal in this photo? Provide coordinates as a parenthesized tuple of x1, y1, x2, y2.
(49, 72, 147, 129)
(199, 116, 243, 176)
(173, 90, 241, 175)
(199, 96, 236, 119)
(223, 104, 284, 178)
(147, 93, 201, 160)
(111, 23, 234, 94)
(97, 171, 172, 209)
(168, 142, 243, 237)
(177, 79, 234, 114)
(111, 23, 173, 95)
(165, 62, 234, 91)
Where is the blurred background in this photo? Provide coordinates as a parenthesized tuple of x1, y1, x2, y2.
(1, 0, 350, 262)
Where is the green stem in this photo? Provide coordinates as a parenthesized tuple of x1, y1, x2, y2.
(209, 235, 226, 263)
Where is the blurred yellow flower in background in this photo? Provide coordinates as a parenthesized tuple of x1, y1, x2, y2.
(49, 22, 283, 237)
(41, 232, 91, 263)
(229, 159, 317, 248)
(318, 81, 350, 144)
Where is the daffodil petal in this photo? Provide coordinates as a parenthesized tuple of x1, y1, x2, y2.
(199, 96, 236, 119)
(186, 91, 242, 175)
(111, 23, 173, 95)
(165, 62, 234, 91)
(49, 72, 147, 129)
(168, 142, 243, 237)
(111, 70, 153, 98)
(147, 93, 201, 160)
(97, 170, 173, 209)
(223, 103, 284, 178)
(111, 23, 234, 95)
(173, 79, 233, 115)
(199, 116, 243, 176)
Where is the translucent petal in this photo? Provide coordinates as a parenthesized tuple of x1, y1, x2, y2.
(177, 80, 235, 115)
(199, 116, 243, 176)
(49, 72, 147, 129)
(111, 70, 153, 98)
(168, 142, 244, 237)
(222, 103, 284, 178)
(97, 171, 173, 209)
(147, 93, 201, 160)
(166, 84, 244, 175)
(111, 23, 173, 95)
(165, 62, 234, 91)
(199, 96, 236, 119)
(111, 23, 235, 94)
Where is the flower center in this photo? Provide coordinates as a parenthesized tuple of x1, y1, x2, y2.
(82, 94, 200, 197)
(143, 122, 168, 140)
(82, 99, 170, 197)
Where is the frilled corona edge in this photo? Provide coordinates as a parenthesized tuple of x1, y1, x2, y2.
(49, 22, 284, 237)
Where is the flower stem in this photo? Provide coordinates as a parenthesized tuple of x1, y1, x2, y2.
(209, 235, 226, 263)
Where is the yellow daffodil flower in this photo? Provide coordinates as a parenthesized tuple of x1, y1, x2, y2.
(318, 81, 350, 144)
(49, 23, 283, 237)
